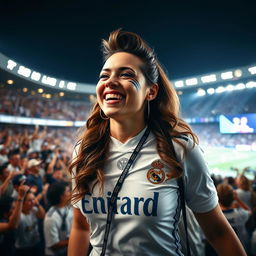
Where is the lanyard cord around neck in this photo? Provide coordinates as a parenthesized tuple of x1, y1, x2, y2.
(100, 126, 150, 256)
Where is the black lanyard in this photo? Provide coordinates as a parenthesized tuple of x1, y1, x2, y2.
(100, 126, 150, 256)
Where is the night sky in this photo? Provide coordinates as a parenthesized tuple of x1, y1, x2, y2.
(0, 0, 256, 84)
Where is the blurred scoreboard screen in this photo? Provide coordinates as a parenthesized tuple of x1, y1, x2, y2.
(219, 113, 256, 134)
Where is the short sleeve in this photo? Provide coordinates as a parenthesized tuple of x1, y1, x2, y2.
(175, 137, 218, 213)
(44, 216, 60, 247)
(71, 143, 81, 209)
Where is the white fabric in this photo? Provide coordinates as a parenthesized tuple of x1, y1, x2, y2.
(44, 206, 73, 256)
(73, 128, 218, 256)
(222, 208, 250, 248)
(15, 207, 40, 248)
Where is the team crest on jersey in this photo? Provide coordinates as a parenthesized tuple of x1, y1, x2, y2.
(147, 160, 165, 184)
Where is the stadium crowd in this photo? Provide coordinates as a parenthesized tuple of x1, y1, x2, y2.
(0, 124, 256, 255)
(0, 84, 256, 255)
(0, 87, 91, 121)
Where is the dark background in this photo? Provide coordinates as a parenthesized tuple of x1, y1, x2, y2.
(1, 0, 256, 84)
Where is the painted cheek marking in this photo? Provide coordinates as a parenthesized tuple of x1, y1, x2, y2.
(129, 79, 141, 90)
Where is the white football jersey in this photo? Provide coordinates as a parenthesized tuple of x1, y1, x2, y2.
(73, 127, 218, 256)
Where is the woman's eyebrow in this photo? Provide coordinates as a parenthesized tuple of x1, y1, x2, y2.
(101, 67, 135, 72)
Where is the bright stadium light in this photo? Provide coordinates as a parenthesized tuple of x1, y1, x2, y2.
(216, 86, 225, 93)
(174, 80, 184, 87)
(207, 88, 215, 94)
(201, 74, 216, 83)
(7, 80, 14, 85)
(7, 60, 17, 70)
(225, 84, 235, 91)
(67, 82, 77, 90)
(185, 78, 198, 86)
(59, 92, 65, 97)
(246, 81, 256, 88)
(38, 88, 44, 93)
(197, 89, 206, 96)
(234, 69, 242, 78)
(59, 81, 65, 88)
(235, 83, 246, 90)
(41, 75, 57, 86)
(31, 71, 41, 81)
(221, 71, 233, 80)
(17, 66, 31, 78)
(248, 66, 256, 75)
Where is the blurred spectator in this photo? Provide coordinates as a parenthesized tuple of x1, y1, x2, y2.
(0, 145, 8, 165)
(14, 191, 45, 256)
(217, 183, 251, 251)
(44, 181, 72, 256)
(0, 162, 17, 197)
(0, 184, 29, 256)
(26, 159, 43, 195)
(7, 152, 22, 173)
(236, 174, 255, 210)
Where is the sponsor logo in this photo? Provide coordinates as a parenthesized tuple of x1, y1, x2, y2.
(81, 191, 159, 216)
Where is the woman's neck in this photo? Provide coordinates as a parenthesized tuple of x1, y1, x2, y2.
(109, 119, 146, 143)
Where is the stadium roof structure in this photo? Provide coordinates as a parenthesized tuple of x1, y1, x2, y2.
(1, 52, 256, 95)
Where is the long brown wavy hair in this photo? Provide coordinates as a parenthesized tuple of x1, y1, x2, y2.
(69, 29, 198, 203)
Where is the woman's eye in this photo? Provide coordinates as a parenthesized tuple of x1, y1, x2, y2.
(99, 74, 109, 79)
(121, 72, 134, 78)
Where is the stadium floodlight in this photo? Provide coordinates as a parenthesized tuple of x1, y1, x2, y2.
(59, 92, 65, 97)
(221, 71, 233, 80)
(7, 60, 17, 70)
(207, 88, 215, 94)
(31, 71, 41, 81)
(58, 81, 65, 88)
(185, 78, 198, 86)
(197, 89, 206, 96)
(235, 83, 246, 90)
(225, 84, 235, 91)
(248, 66, 256, 75)
(216, 86, 225, 93)
(234, 69, 242, 78)
(41, 75, 57, 86)
(7, 80, 14, 85)
(67, 82, 77, 90)
(174, 80, 184, 87)
(201, 74, 216, 83)
(38, 88, 44, 93)
(245, 81, 256, 88)
(17, 65, 31, 78)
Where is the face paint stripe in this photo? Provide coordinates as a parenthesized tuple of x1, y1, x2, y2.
(129, 79, 141, 90)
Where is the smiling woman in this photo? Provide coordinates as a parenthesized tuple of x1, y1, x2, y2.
(68, 29, 247, 256)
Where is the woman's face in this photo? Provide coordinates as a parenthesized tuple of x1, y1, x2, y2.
(96, 52, 151, 122)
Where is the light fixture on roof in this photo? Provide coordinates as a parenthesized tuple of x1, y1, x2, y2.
(234, 69, 242, 78)
(7, 80, 14, 85)
(225, 84, 235, 91)
(174, 80, 184, 87)
(235, 83, 245, 90)
(207, 88, 215, 94)
(248, 66, 256, 75)
(216, 86, 225, 93)
(201, 74, 216, 83)
(221, 71, 233, 80)
(246, 81, 256, 88)
(177, 91, 183, 95)
(38, 88, 44, 93)
(185, 78, 198, 86)
(59, 92, 65, 97)
(197, 88, 206, 96)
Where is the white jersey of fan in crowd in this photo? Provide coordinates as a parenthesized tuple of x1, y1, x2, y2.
(73, 127, 218, 256)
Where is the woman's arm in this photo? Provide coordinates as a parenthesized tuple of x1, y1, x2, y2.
(194, 204, 246, 255)
(68, 207, 90, 256)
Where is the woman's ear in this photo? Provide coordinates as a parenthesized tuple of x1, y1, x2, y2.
(147, 84, 159, 101)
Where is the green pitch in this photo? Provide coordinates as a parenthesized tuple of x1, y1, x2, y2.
(202, 146, 256, 178)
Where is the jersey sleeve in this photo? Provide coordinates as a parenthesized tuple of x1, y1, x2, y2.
(71, 143, 80, 209)
(175, 137, 218, 213)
